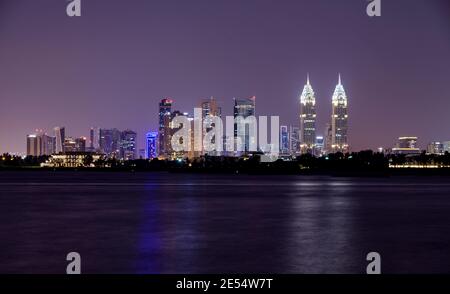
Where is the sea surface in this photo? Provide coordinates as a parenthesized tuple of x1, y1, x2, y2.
(1, 171, 450, 274)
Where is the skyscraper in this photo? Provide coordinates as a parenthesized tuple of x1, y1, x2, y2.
(63, 137, 77, 153)
(234, 96, 256, 153)
(169, 110, 186, 159)
(289, 125, 300, 155)
(89, 127, 99, 152)
(280, 125, 289, 155)
(121, 130, 137, 160)
(26, 134, 40, 156)
(54, 127, 65, 154)
(158, 98, 173, 158)
(299, 74, 316, 154)
(41, 134, 56, 155)
(75, 137, 87, 152)
(200, 96, 222, 119)
(146, 132, 158, 159)
(331, 74, 349, 153)
(324, 123, 333, 154)
(200, 97, 222, 156)
(427, 142, 444, 155)
(27, 133, 56, 156)
(99, 128, 121, 158)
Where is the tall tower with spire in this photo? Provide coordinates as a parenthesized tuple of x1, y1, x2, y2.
(331, 74, 349, 153)
(299, 74, 317, 154)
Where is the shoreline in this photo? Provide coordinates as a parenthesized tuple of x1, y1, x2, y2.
(2, 166, 450, 177)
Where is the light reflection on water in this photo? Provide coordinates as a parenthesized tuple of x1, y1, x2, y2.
(1, 171, 450, 273)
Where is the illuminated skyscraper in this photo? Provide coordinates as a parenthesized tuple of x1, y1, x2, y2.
(158, 98, 173, 157)
(63, 137, 77, 153)
(146, 132, 158, 159)
(280, 125, 289, 155)
(89, 127, 99, 152)
(200, 96, 222, 119)
(54, 127, 65, 154)
(299, 74, 316, 154)
(75, 137, 87, 152)
(289, 126, 300, 155)
(121, 130, 137, 160)
(99, 128, 121, 158)
(200, 97, 222, 156)
(41, 134, 56, 155)
(331, 74, 349, 153)
(26, 134, 40, 156)
(26, 133, 55, 156)
(234, 96, 256, 154)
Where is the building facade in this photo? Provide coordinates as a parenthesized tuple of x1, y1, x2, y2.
(289, 126, 300, 155)
(99, 128, 122, 158)
(200, 97, 222, 156)
(158, 98, 173, 158)
(427, 142, 444, 155)
(54, 127, 65, 154)
(146, 132, 158, 159)
(280, 125, 289, 155)
(392, 137, 421, 155)
(233, 96, 256, 154)
(299, 75, 316, 154)
(330, 74, 349, 153)
(27, 133, 56, 156)
(121, 130, 137, 160)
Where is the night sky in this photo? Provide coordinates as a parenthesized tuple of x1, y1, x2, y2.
(0, 0, 449, 154)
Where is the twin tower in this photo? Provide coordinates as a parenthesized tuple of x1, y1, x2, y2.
(299, 74, 349, 154)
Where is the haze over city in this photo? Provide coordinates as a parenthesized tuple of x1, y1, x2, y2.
(1, 0, 450, 154)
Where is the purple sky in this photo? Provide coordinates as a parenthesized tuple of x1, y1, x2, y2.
(1, 0, 449, 154)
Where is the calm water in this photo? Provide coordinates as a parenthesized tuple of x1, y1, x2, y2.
(1, 171, 450, 274)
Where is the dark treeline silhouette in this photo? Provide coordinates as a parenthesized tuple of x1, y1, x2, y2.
(2, 151, 450, 175)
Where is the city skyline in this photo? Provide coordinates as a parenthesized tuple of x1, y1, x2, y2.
(1, 0, 450, 154)
(14, 72, 450, 157)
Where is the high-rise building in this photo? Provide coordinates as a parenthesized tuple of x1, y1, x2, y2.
(26, 134, 40, 156)
(331, 74, 349, 153)
(280, 125, 289, 155)
(54, 127, 65, 154)
(234, 96, 256, 154)
(169, 110, 187, 159)
(427, 142, 444, 155)
(63, 137, 77, 153)
(89, 127, 99, 152)
(121, 130, 137, 160)
(146, 132, 158, 159)
(289, 126, 300, 155)
(158, 98, 173, 158)
(41, 134, 56, 155)
(75, 137, 87, 152)
(299, 74, 316, 154)
(200, 97, 222, 156)
(324, 123, 333, 154)
(99, 128, 121, 158)
(26, 133, 55, 156)
(200, 96, 222, 119)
